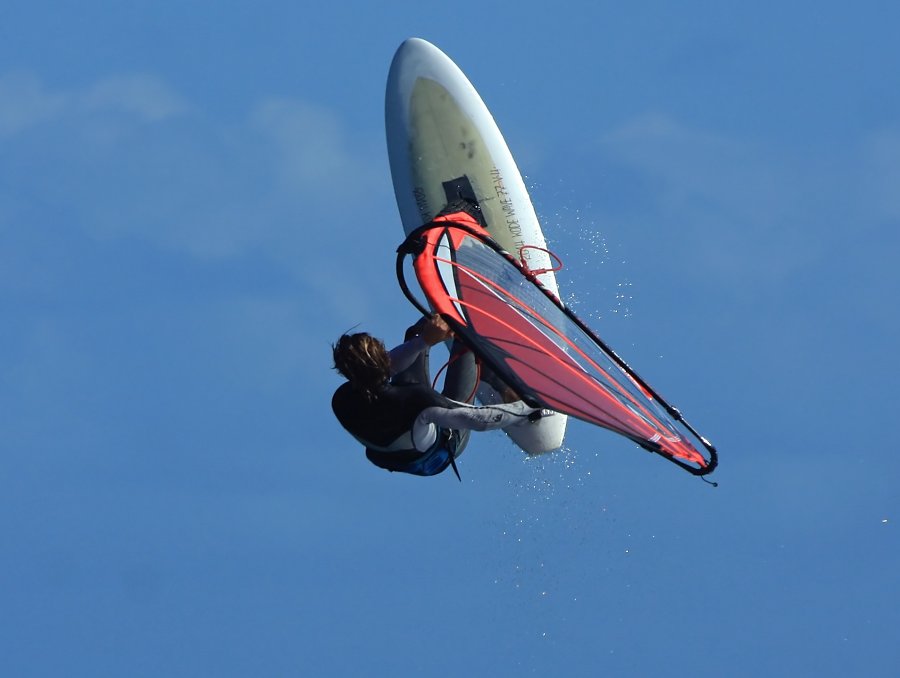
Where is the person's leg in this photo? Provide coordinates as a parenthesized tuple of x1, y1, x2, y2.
(441, 340, 477, 403)
(437, 340, 478, 456)
(478, 363, 522, 403)
(413, 401, 539, 446)
(390, 325, 430, 387)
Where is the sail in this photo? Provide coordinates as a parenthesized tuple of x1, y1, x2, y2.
(397, 216, 717, 476)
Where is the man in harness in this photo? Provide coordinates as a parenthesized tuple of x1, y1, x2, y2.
(331, 312, 543, 479)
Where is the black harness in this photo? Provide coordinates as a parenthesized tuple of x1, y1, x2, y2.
(365, 428, 463, 480)
(332, 381, 465, 480)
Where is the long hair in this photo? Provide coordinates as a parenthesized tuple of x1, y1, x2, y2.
(332, 332, 391, 401)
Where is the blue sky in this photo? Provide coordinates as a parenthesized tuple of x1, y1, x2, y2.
(2, 1, 899, 676)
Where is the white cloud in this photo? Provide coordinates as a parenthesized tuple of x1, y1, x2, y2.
(0, 72, 189, 137)
(0, 72, 385, 268)
(250, 98, 382, 202)
(601, 114, 759, 213)
(597, 114, 857, 285)
(79, 75, 191, 122)
(0, 72, 67, 136)
(0, 70, 401, 344)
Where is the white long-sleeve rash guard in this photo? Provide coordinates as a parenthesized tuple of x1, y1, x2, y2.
(388, 335, 541, 451)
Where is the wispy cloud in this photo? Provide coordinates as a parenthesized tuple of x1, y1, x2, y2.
(0, 72, 384, 268)
(0, 72, 189, 136)
(597, 113, 897, 288)
(80, 75, 191, 122)
(0, 73, 68, 136)
(251, 99, 377, 199)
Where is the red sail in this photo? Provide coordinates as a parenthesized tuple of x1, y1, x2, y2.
(401, 217, 716, 475)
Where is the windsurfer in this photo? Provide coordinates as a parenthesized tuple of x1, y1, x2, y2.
(331, 313, 542, 477)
